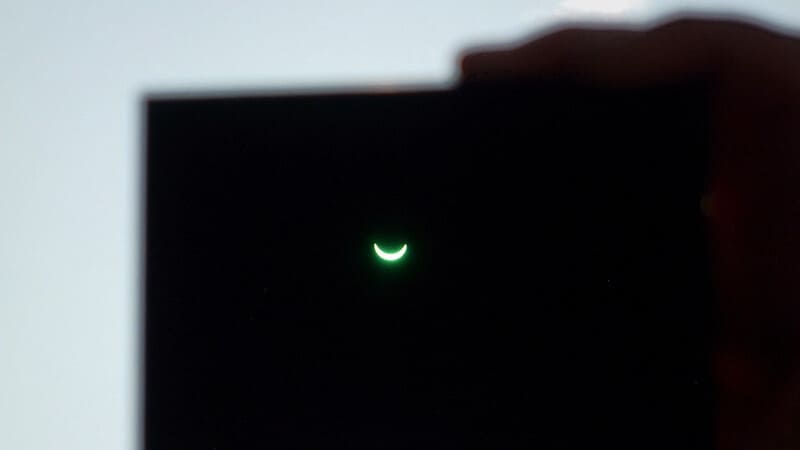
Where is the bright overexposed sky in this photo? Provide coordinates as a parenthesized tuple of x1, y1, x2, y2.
(1, 1, 798, 449)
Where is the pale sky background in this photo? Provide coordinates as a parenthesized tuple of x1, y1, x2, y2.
(1, 1, 799, 449)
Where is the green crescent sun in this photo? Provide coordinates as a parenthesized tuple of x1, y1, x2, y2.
(373, 243, 408, 262)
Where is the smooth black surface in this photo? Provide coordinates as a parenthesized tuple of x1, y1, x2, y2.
(144, 82, 714, 449)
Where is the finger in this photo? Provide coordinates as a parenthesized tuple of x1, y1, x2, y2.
(461, 28, 647, 83)
(460, 18, 791, 87)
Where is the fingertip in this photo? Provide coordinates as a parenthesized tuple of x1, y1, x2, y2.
(457, 50, 481, 76)
(457, 28, 608, 82)
(458, 47, 509, 79)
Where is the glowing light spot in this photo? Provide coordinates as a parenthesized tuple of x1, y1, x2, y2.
(373, 243, 407, 262)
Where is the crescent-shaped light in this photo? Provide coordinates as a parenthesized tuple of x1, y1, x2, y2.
(373, 243, 407, 262)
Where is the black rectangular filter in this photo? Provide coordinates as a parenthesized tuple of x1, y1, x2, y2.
(144, 82, 714, 449)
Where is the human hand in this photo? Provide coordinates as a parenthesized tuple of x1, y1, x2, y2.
(461, 18, 800, 450)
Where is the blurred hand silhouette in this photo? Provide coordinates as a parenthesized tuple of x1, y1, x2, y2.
(461, 18, 800, 450)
